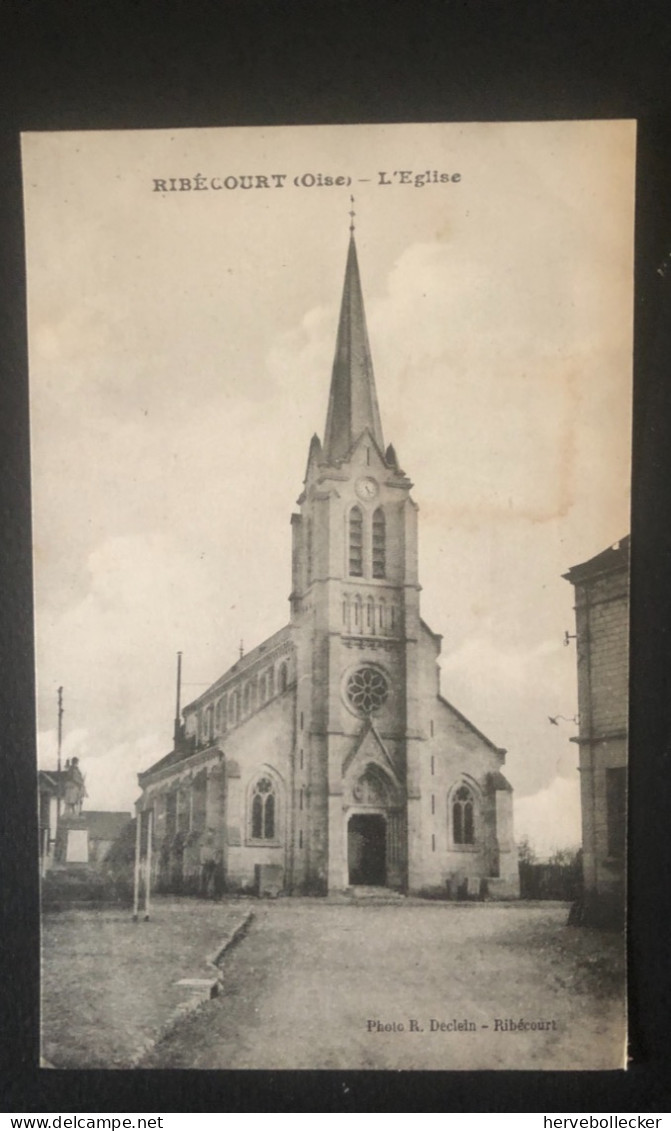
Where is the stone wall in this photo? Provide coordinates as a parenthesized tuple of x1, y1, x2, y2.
(566, 540, 629, 926)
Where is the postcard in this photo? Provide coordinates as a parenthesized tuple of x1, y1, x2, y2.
(22, 121, 633, 1070)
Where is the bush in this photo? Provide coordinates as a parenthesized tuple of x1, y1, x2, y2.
(41, 866, 133, 907)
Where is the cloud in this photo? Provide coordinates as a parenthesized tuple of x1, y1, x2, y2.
(514, 775, 582, 859)
(26, 123, 632, 836)
(38, 727, 159, 812)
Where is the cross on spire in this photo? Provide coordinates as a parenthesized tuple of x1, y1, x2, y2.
(349, 195, 356, 233)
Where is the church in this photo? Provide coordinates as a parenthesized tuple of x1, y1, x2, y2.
(136, 229, 519, 899)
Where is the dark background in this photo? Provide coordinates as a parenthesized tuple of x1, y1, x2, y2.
(1, 0, 670, 1113)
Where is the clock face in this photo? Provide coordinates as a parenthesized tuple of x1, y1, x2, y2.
(355, 476, 379, 501)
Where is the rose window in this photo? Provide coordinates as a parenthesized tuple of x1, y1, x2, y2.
(346, 666, 389, 715)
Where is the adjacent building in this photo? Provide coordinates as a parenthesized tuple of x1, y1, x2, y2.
(38, 766, 131, 872)
(564, 536, 630, 925)
(38, 769, 63, 872)
(136, 231, 519, 899)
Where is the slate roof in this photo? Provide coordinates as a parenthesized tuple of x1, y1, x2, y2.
(140, 624, 294, 781)
(438, 694, 506, 756)
(38, 769, 66, 794)
(182, 623, 292, 713)
(486, 770, 513, 792)
(80, 811, 132, 840)
(563, 535, 630, 585)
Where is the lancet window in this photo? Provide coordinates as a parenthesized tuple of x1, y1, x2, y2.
(306, 518, 313, 585)
(372, 507, 386, 578)
(349, 506, 364, 577)
(251, 776, 276, 840)
(378, 598, 386, 632)
(452, 785, 476, 845)
(229, 690, 239, 725)
(353, 595, 363, 632)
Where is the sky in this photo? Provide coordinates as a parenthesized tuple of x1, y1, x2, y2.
(22, 121, 635, 858)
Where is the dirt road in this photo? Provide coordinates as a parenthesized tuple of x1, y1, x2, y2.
(140, 899, 625, 1070)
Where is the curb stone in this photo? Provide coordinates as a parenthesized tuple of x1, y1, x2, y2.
(128, 909, 254, 1068)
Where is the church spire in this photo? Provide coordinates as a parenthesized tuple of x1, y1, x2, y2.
(323, 230, 384, 463)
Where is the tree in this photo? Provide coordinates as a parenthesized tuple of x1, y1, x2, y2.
(548, 846, 581, 868)
(517, 835, 537, 865)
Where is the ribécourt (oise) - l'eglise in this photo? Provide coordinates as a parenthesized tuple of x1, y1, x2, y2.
(137, 227, 519, 900)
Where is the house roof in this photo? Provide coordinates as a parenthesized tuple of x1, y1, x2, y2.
(38, 769, 71, 793)
(80, 811, 132, 840)
(563, 535, 630, 586)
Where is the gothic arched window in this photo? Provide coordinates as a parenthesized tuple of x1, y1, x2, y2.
(243, 684, 251, 715)
(366, 595, 375, 631)
(205, 704, 214, 741)
(378, 598, 386, 633)
(306, 518, 313, 585)
(372, 507, 386, 578)
(349, 506, 364, 577)
(452, 785, 476, 845)
(353, 595, 362, 632)
(258, 674, 267, 703)
(278, 662, 288, 693)
(229, 690, 239, 725)
(251, 777, 276, 840)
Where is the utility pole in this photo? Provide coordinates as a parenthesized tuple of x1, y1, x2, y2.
(56, 686, 64, 822)
(144, 808, 153, 920)
(173, 651, 182, 748)
(132, 809, 142, 921)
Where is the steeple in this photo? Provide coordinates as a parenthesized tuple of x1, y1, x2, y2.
(323, 233, 384, 463)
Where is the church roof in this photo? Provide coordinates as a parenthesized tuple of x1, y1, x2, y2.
(437, 694, 506, 756)
(182, 623, 292, 713)
(140, 624, 294, 782)
(137, 746, 183, 778)
(323, 233, 384, 463)
(486, 770, 513, 793)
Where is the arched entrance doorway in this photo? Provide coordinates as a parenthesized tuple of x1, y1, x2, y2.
(348, 813, 386, 886)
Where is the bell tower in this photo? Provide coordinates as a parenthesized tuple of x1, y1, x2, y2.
(137, 218, 517, 904)
(289, 229, 423, 893)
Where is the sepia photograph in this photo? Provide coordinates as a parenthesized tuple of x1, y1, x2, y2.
(22, 120, 634, 1071)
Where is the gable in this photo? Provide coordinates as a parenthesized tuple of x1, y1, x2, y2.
(342, 720, 400, 783)
(437, 694, 505, 756)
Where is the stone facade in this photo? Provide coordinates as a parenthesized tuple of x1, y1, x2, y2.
(137, 233, 519, 899)
(564, 537, 629, 925)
